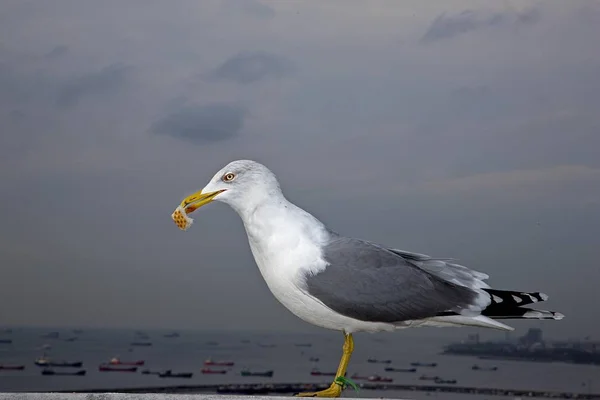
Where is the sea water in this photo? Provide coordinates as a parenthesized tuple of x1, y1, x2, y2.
(0, 327, 597, 399)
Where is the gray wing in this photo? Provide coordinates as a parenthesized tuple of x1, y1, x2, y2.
(303, 236, 479, 323)
(387, 248, 490, 290)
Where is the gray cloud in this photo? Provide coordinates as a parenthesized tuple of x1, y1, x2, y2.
(57, 63, 132, 108)
(240, 0, 276, 19)
(209, 51, 293, 84)
(421, 7, 541, 43)
(219, 0, 276, 20)
(151, 103, 246, 144)
(45, 45, 68, 59)
(0, 62, 49, 106)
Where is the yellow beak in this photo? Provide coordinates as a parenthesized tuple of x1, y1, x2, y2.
(180, 189, 226, 214)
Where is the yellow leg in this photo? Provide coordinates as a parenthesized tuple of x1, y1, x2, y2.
(295, 333, 355, 398)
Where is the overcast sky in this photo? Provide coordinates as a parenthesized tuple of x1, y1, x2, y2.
(1, 0, 599, 340)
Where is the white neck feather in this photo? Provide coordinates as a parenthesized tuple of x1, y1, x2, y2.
(232, 195, 331, 277)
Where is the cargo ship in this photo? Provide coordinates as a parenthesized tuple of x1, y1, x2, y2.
(241, 369, 274, 377)
(204, 359, 234, 366)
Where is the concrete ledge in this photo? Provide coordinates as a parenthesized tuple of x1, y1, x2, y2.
(2, 384, 598, 400)
(2, 396, 319, 400)
(0, 396, 305, 400)
(3, 396, 361, 400)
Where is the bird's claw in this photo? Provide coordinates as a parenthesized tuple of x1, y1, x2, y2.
(294, 383, 343, 398)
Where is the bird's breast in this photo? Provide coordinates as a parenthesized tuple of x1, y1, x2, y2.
(244, 221, 329, 316)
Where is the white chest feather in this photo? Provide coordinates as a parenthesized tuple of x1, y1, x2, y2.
(239, 202, 395, 333)
(243, 204, 326, 301)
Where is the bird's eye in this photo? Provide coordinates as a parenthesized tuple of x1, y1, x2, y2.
(222, 172, 236, 182)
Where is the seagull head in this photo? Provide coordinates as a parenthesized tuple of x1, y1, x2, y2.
(179, 159, 283, 215)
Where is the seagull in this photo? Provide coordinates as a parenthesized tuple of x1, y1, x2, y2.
(173, 160, 563, 398)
